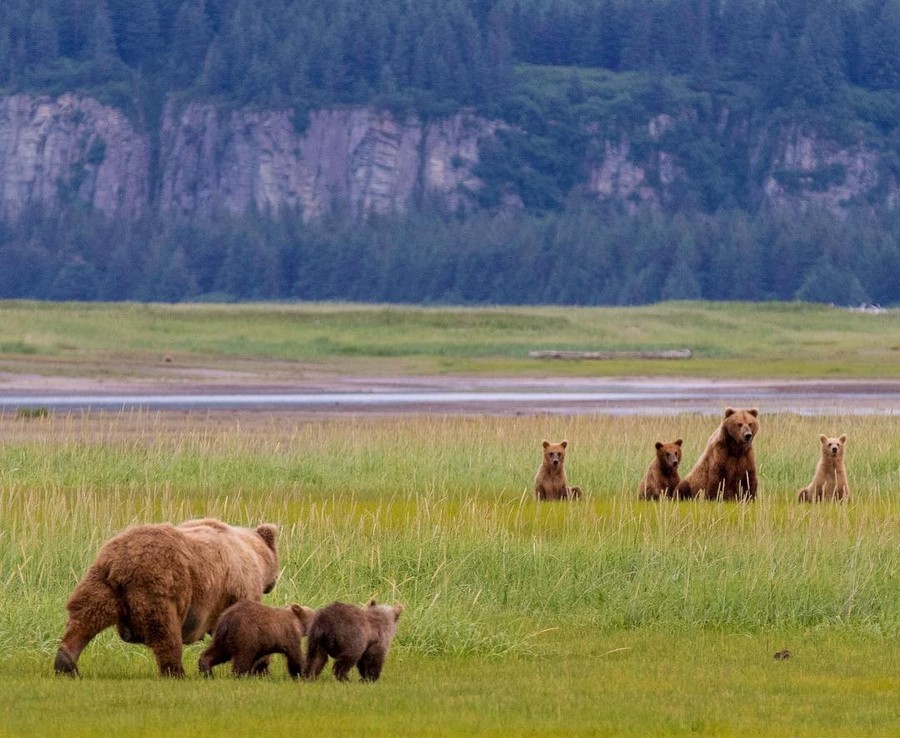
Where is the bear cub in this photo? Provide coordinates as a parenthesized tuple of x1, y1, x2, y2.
(534, 440, 582, 501)
(798, 434, 850, 502)
(199, 600, 315, 677)
(304, 599, 403, 682)
(638, 439, 683, 500)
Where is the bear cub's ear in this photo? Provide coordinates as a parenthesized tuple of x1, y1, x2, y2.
(655, 441, 663, 450)
(256, 524, 278, 551)
(542, 440, 550, 449)
(724, 407, 735, 417)
(819, 434, 828, 444)
(675, 438, 683, 446)
(560, 440, 568, 448)
(291, 605, 316, 629)
(839, 434, 847, 444)
(748, 408, 759, 417)
(392, 604, 404, 620)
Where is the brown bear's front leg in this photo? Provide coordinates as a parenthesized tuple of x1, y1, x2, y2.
(357, 646, 385, 682)
(674, 479, 694, 499)
(55, 572, 120, 676)
(743, 469, 758, 500)
(280, 646, 304, 678)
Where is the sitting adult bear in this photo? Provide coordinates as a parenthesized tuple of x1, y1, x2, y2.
(675, 408, 760, 501)
(54, 518, 279, 677)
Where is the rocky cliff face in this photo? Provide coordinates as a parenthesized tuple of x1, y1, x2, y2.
(584, 114, 900, 214)
(0, 93, 896, 221)
(158, 103, 501, 220)
(0, 94, 149, 220)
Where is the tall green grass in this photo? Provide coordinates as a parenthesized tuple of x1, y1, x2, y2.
(1, 412, 897, 665)
(1, 411, 898, 736)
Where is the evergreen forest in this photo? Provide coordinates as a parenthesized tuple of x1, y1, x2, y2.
(1, 0, 900, 305)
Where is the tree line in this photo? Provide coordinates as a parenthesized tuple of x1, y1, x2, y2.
(2, 0, 900, 306)
(2, 0, 900, 116)
(1, 204, 896, 306)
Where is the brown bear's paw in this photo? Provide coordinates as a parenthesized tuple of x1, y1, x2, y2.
(673, 482, 693, 500)
(159, 663, 186, 678)
(53, 648, 79, 677)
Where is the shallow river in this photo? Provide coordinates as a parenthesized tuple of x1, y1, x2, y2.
(1, 378, 898, 416)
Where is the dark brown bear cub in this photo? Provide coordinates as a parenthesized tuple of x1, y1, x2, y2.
(534, 440, 582, 501)
(199, 600, 315, 677)
(303, 600, 403, 682)
(638, 439, 683, 500)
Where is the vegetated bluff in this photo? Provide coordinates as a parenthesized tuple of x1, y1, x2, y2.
(0, 92, 898, 221)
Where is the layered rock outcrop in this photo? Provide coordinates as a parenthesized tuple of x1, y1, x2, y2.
(0, 93, 897, 221)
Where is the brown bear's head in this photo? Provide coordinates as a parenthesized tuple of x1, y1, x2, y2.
(255, 524, 279, 593)
(655, 439, 683, 470)
(819, 433, 847, 458)
(289, 604, 316, 635)
(542, 439, 568, 469)
(722, 408, 759, 446)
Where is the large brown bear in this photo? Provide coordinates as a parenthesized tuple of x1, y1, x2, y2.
(199, 600, 315, 677)
(54, 518, 279, 677)
(637, 439, 683, 500)
(304, 600, 403, 682)
(798, 434, 850, 502)
(675, 408, 760, 501)
(534, 440, 582, 501)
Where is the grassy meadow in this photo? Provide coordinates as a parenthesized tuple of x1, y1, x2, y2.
(0, 299, 898, 377)
(0, 299, 898, 735)
(1, 410, 898, 736)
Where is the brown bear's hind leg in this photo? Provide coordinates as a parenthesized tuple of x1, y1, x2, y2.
(303, 640, 329, 679)
(131, 603, 185, 677)
(55, 572, 119, 676)
(231, 651, 264, 676)
(249, 655, 272, 676)
(331, 655, 357, 681)
(198, 642, 230, 677)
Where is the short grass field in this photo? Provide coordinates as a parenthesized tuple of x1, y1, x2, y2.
(0, 299, 898, 377)
(1, 409, 898, 736)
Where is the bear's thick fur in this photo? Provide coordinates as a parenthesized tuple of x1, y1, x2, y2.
(199, 600, 315, 677)
(534, 440, 582, 501)
(798, 434, 850, 502)
(54, 518, 279, 677)
(638, 439, 683, 500)
(304, 600, 403, 682)
(675, 408, 759, 501)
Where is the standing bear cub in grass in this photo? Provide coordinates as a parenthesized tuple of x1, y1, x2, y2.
(676, 408, 759, 501)
(54, 518, 279, 677)
(304, 600, 403, 682)
(638, 439, 683, 500)
(798, 434, 850, 502)
(199, 600, 316, 677)
(534, 440, 582, 501)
